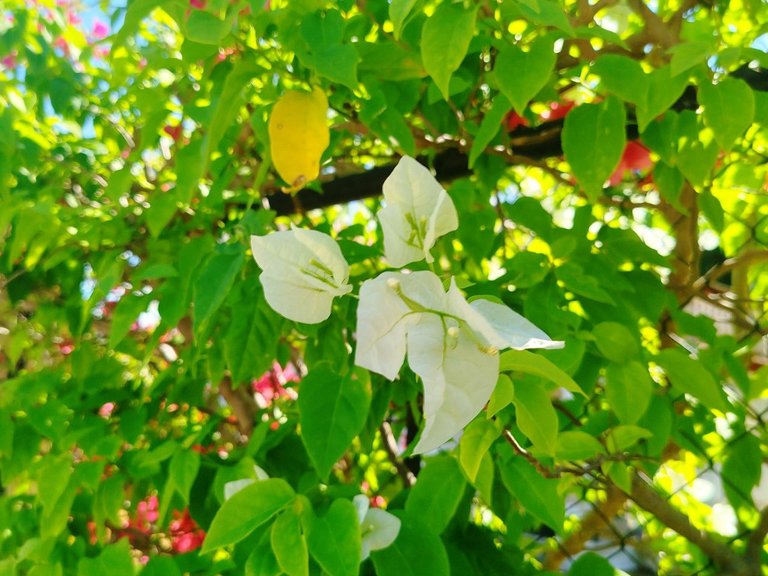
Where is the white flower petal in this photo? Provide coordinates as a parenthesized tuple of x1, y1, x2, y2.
(250, 227, 351, 324)
(378, 156, 458, 267)
(354, 271, 444, 380)
(353, 494, 370, 525)
(406, 315, 500, 455)
(360, 509, 401, 560)
(470, 299, 565, 350)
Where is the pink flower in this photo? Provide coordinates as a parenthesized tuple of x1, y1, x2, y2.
(136, 495, 159, 528)
(540, 100, 575, 122)
(98, 402, 116, 418)
(189, 0, 206, 8)
(92, 20, 109, 39)
(67, 12, 81, 26)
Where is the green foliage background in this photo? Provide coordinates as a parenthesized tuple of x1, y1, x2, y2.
(1, 0, 768, 574)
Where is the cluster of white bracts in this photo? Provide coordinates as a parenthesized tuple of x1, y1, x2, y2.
(250, 156, 563, 455)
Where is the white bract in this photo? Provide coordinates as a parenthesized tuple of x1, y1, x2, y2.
(353, 494, 401, 561)
(355, 271, 563, 454)
(250, 226, 352, 324)
(378, 156, 458, 267)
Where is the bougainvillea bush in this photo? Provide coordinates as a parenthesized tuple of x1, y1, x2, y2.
(2, 0, 768, 574)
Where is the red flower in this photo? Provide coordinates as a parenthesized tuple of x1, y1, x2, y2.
(609, 141, 654, 186)
(540, 100, 575, 122)
(189, 0, 206, 8)
(505, 110, 529, 132)
(170, 509, 206, 553)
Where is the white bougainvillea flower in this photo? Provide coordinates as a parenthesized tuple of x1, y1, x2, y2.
(353, 494, 401, 561)
(378, 156, 458, 267)
(355, 271, 563, 454)
(250, 226, 352, 324)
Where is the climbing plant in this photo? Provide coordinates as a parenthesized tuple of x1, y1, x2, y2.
(1, 0, 768, 574)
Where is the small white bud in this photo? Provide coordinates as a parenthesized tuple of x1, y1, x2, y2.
(447, 326, 459, 339)
(386, 277, 401, 290)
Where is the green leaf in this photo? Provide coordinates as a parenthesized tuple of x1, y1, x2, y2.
(562, 95, 626, 200)
(495, 36, 556, 114)
(185, 10, 233, 45)
(698, 78, 755, 151)
(298, 366, 371, 480)
(300, 10, 359, 89)
(389, 0, 420, 40)
(469, 95, 511, 168)
(169, 448, 200, 503)
(271, 505, 309, 576)
(193, 245, 244, 336)
(202, 479, 295, 553)
(112, 0, 164, 48)
(307, 499, 361, 576)
(142, 557, 182, 576)
(569, 551, 627, 576)
(205, 61, 263, 162)
(405, 456, 467, 534)
(635, 65, 688, 132)
(421, 3, 476, 100)
(592, 321, 639, 362)
(669, 40, 714, 77)
(699, 188, 725, 233)
(675, 111, 719, 187)
(604, 361, 653, 425)
(656, 349, 728, 412)
(487, 373, 515, 418)
(593, 54, 648, 108)
(653, 162, 685, 211)
(459, 418, 501, 482)
(606, 425, 652, 452)
(371, 511, 450, 576)
(500, 349, 585, 396)
(556, 431, 604, 461)
(77, 541, 134, 576)
(108, 293, 147, 348)
(722, 433, 762, 510)
(224, 290, 280, 386)
(499, 457, 564, 532)
(511, 380, 558, 456)
(642, 112, 678, 165)
(357, 42, 425, 81)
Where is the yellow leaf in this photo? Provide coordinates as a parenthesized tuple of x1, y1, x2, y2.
(268, 87, 330, 192)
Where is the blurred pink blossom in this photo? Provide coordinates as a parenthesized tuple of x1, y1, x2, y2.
(92, 20, 109, 39)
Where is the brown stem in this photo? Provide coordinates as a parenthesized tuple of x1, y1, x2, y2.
(379, 422, 416, 487)
(219, 376, 257, 438)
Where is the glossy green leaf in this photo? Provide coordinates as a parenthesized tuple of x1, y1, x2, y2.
(421, 3, 476, 100)
(512, 379, 558, 456)
(298, 366, 371, 480)
(656, 349, 728, 412)
(636, 66, 688, 132)
(459, 418, 501, 482)
(699, 78, 755, 151)
(500, 457, 564, 533)
(405, 456, 467, 534)
(77, 541, 133, 576)
(487, 373, 515, 418)
(193, 246, 245, 335)
(592, 54, 648, 108)
(592, 321, 640, 362)
(500, 349, 585, 396)
(271, 505, 309, 576)
(495, 36, 556, 114)
(675, 111, 719, 186)
(556, 431, 604, 461)
(202, 479, 295, 553)
(307, 499, 361, 576)
(569, 551, 626, 575)
(604, 361, 653, 425)
(469, 95, 511, 168)
(562, 95, 626, 200)
(371, 511, 450, 576)
(722, 433, 762, 510)
(389, 0, 420, 40)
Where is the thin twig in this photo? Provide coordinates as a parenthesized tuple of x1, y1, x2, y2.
(379, 422, 416, 487)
